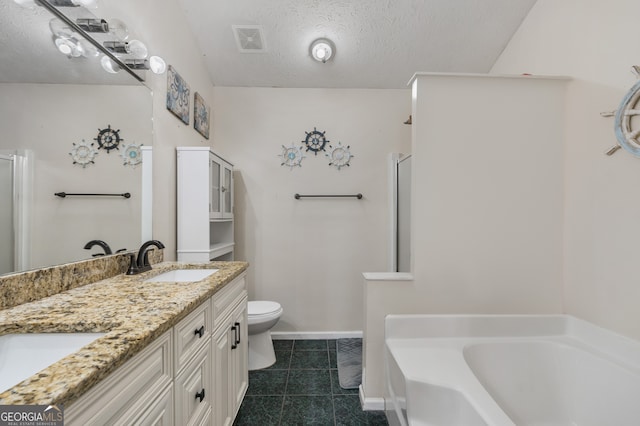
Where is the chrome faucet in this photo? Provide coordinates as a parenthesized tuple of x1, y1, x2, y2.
(84, 240, 112, 256)
(126, 240, 165, 275)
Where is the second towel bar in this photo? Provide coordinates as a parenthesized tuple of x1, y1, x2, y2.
(294, 193, 363, 199)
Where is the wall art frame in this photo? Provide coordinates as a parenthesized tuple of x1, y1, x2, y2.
(166, 65, 190, 125)
(193, 92, 210, 139)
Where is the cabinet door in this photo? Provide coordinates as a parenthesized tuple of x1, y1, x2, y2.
(212, 322, 233, 426)
(174, 341, 212, 426)
(209, 153, 222, 219)
(221, 163, 233, 219)
(230, 299, 248, 416)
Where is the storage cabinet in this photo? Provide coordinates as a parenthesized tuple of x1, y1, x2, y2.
(210, 154, 233, 220)
(66, 272, 248, 426)
(212, 276, 248, 426)
(177, 147, 235, 262)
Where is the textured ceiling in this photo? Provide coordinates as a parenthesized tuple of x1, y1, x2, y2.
(178, 0, 538, 89)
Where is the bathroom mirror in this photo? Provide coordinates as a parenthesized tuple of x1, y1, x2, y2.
(0, 1, 153, 276)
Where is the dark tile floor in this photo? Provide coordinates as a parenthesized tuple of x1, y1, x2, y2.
(234, 339, 389, 426)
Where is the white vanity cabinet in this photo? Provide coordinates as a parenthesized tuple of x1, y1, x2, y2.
(211, 275, 248, 426)
(65, 272, 248, 426)
(65, 331, 174, 426)
(177, 147, 235, 262)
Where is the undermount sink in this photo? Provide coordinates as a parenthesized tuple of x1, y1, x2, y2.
(0, 332, 106, 392)
(144, 269, 219, 283)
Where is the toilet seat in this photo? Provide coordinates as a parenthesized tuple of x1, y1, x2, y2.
(248, 301, 282, 317)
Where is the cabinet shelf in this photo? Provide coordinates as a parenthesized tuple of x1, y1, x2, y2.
(210, 242, 235, 259)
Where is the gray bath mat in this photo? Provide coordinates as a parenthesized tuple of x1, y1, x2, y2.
(336, 338, 363, 389)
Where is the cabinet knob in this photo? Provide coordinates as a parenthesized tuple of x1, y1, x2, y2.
(195, 388, 205, 402)
(221, 186, 227, 193)
(194, 325, 205, 338)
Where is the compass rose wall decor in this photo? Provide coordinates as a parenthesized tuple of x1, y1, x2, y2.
(302, 127, 329, 155)
(94, 124, 123, 153)
(603, 66, 640, 156)
(69, 139, 99, 168)
(279, 127, 355, 170)
(325, 141, 353, 170)
(279, 144, 306, 169)
(120, 143, 143, 167)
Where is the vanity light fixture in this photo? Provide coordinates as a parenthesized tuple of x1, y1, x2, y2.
(124, 57, 165, 73)
(310, 38, 335, 63)
(13, 0, 97, 7)
(103, 40, 148, 59)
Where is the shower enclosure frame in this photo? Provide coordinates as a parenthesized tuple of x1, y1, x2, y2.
(0, 150, 32, 274)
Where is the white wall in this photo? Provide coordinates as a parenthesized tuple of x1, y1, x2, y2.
(361, 74, 568, 402)
(106, 0, 216, 258)
(410, 74, 566, 314)
(491, 0, 640, 341)
(213, 87, 411, 332)
(0, 83, 150, 269)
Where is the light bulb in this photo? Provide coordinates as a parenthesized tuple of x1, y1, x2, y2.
(55, 37, 81, 57)
(78, 39, 99, 58)
(71, 0, 97, 9)
(13, 0, 36, 8)
(107, 19, 129, 40)
(126, 40, 148, 59)
(100, 56, 121, 74)
(310, 38, 335, 63)
(149, 56, 166, 74)
(316, 47, 327, 60)
(49, 18, 74, 38)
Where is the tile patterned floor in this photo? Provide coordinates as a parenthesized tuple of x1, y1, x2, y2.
(234, 339, 389, 426)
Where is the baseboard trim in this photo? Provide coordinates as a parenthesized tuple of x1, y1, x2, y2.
(271, 331, 363, 340)
(359, 385, 385, 411)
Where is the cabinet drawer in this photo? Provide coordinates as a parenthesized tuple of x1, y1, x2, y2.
(175, 339, 212, 426)
(174, 300, 210, 373)
(212, 274, 246, 330)
(66, 331, 173, 426)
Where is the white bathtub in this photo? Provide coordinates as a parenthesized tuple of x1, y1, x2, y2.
(384, 315, 640, 426)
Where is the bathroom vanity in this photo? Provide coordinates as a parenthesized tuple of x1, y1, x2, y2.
(0, 260, 249, 426)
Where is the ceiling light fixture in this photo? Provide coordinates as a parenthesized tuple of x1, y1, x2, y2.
(310, 38, 335, 63)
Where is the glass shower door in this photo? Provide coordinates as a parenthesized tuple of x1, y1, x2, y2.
(0, 155, 14, 275)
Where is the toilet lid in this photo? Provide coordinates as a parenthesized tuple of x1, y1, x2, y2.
(248, 301, 282, 316)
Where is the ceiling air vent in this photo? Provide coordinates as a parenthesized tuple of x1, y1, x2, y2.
(232, 25, 266, 53)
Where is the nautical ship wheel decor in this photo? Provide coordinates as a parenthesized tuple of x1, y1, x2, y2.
(69, 139, 99, 168)
(120, 143, 143, 167)
(604, 66, 640, 156)
(94, 124, 123, 153)
(279, 143, 306, 170)
(302, 127, 329, 155)
(325, 141, 353, 170)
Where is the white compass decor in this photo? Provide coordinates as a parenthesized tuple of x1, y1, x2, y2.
(120, 143, 143, 167)
(325, 141, 353, 170)
(604, 66, 640, 156)
(69, 139, 99, 168)
(279, 144, 306, 169)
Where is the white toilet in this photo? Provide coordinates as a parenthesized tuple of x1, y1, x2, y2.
(247, 300, 283, 370)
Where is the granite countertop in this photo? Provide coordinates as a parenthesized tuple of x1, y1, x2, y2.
(0, 260, 248, 406)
